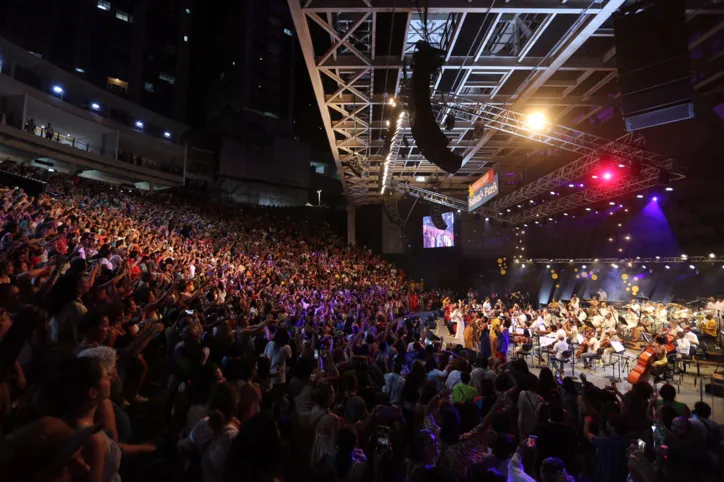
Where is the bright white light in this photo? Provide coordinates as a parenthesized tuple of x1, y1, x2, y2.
(529, 200, 535, 203)
(637, 194, 644, 198)
(609, 201, 615, 205)
(52, 85, 64, 94)
(665, 187, 673, 192)
(521, 264, 526, 268)
(624, 235, 631, 241)
(709, 253, 716, 259)
(91, 103, 100, 110)
(484, 217, 489, 221)
(681, 254, 687, 259)
(568, 184, 574, 188)
(527, 112, 547, 131)
(184, 35, 189, 42)
(642, 265, 646, 269)
(546, 264, 551, 268)
(563, 213, 568, 216)
(627, 262, 633, 267)
(550, 191, 556, 195)
(612, 264, 619, 268)
(618, 163, 625, 168)
(665, 265, 670, 269)
(582, 265, 586, 269)
(415, 176, 425, 182)
(569, 259, 574, 263)
(586, 207, 591, 211)
(164, 132, 171, 138)
(135, 121, 144, 128)
(48, 168, 55, 172)
(75, 67, 85, 73)
(457, 210, 461, 213)
(689, 265, 695, 270)
(655, 256, 660, 260)
(507, 208, 511, 212)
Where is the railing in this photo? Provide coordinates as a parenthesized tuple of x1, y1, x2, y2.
(32, 126, 105, 156)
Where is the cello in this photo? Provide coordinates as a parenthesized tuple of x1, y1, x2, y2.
(627, 334, 675, 384)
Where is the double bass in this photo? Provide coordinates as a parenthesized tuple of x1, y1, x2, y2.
(627, 334, 675, 384)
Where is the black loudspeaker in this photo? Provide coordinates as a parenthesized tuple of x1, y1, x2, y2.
(410, 41, 463, 174)
(430, 213, 448, 230)
(613, 0, 694, 131)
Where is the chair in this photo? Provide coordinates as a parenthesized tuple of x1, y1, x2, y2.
(552, 349, 573, 378)
(587, 348, 605, 373)
(517, 343, 534, 366)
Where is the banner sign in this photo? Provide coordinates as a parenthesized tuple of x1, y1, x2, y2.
(468, 170, 499, 212)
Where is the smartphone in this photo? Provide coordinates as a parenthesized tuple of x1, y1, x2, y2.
(637, 439, 646, 452)
(527, 435, 537, 448)
(375, 425, 390, 452)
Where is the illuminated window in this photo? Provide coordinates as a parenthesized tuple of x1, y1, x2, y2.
(97, 1, 110, 10)
(116, 10, 132, 22)
(159, 73, 175, 84)
(283, 28, 292, 37)
(107, 77, 128, 92)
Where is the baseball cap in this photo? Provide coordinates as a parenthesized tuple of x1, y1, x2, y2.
(0, 417, 100, 481)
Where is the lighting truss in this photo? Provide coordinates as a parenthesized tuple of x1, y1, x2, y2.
(390, 180, 469, 212)
(522, 257, 720, 264)
(380, 110, 407, 194)
(389, 91, 684, 221)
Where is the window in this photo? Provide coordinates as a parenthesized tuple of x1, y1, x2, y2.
(143, 82, 154, 92)
(183, 35, 188, 42)
(116, 10, 132, 22)
(159, 73, 175, 84)
(97, 0, 110, 10)
(75, 67, 85, 73)
(283, 28, 293, 37)
(107, 77, 128, 92)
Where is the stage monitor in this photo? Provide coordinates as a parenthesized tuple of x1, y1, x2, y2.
(422, 212, 455, 248)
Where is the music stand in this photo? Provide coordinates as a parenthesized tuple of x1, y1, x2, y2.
(609, 340, 626, 381)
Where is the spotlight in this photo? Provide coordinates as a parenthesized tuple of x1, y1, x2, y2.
(609, 201, 616, 205)
(546, 264, 551, 268)
(582, 265, 586, 269)
(527, 112, 547, 131)
(135, 121, 144, 129)
(665, 187, 673, 192)
(91, 103, 101, 110)
(563, 213, 569, 216)
(636, 194, 644, 199)
(484, 217, 489, 221)
(642, 265, 647, 269)
(569, 259, 574, 263)
(592, 175, 599, 179)
(48, 168, 55, 172)
(579, 183, 584, 187)
(594, 258, 599, 262)
(681, 254, 687, 259)
(652, 196, 658, 202)
(602, 172, 613, 180)
(507, 209, 511, 212)
(612, 264, 619, 268)
(585, 207, 591, 211)
(627, 262, 633, 267)
(665, 265, 670, 269)
(689, 264, 695, 270)
(52, 85, 64, 94)
(618, 163, 625, 168)
(624, 235, 631, 241)
(608, 237, 613, 242)
(415, 176, 425, 182)
(457, 209, 461, 213)
(164, 132, 171, 138)
(521, 264, 526, 268)
(550, 191, 556, 195)
(568, 184, 574, 188)
(709, 253, 716, 259)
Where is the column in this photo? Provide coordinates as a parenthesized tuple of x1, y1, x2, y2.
(347, 204, 356, 246)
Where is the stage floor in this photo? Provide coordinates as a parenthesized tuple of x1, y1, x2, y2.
(437, 331, 724, 423)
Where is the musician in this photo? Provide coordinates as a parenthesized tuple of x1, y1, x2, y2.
(602, 329, 620, 364)
(589, 308, 604, 329)
(549, 332, 569, 375)
(548, 298, 560, 313)
(576, 308, 588, 324)
(666, 319, 683, 337)
(601, 312, 616, 333)
(650, 335, 670, 372)
(482, 297, 492, 316)
(624, 308, 638, 329)
(684, 325, 699, 348)
(570, 294, 580, 311)
(701, 313, 718, 340)
(542, 309, 553, 329)
(530, 312, 547, 333)
(599, 302, 611, 318)
(580, 331, 601, 369)
(597, 288, 608, 302)
(655, 303, 668, 328)
(630, 298, 641, 315)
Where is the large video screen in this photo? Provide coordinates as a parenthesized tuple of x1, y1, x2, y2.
(422, 212, 455, 248)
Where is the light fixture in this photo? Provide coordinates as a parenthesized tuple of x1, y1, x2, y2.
(569, 259, 574, 263)
(652, 196, 658, 202)
(594, 258, 599, 262)
(91, 103, 101, 110)
(681, 254, 687, 259)
(609, 201, 616, 205)
(582, 265, 586, 269)
(507, 208, 511, 212)
(563, 213, 569, 216)
(521, 264, 526, 268)
(618, 163, 625, 168)
(689, 264, 695, 270)
(612, 263, 619, 268)
(618, 248, 623, 252)
(529, 200, 535, 204)
(642, 265, 647, 269)
(52, 85, 64, 94)
(665, 265, 671, 269)
(602, 172, 613, 180)
(550, 191, 556, 195)
(568, 184, 574, 188)
(546, 264, 551, 268)
(608, 237, 613, 242)
(135, 121, 144, 128)
(591, 175, 599, 179)
(48, 168, 55, 172)
(548, 218, 553, 221)
(709, 253, 716, 259)
(75, 67, 85, 73)
(665, 187, 673, 192)
(457, 209, 461, 213)
(415, 176, 425, 182)
(484, 217, 489, 221)
(624, 235, 631, 241)
(585, 207, 591, 211)
(627, 262, 633, 267)
(164, 132, 172, 138)
(527, 112, 547, 131)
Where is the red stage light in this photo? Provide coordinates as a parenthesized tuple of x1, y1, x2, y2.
(602, 171, 613, 180)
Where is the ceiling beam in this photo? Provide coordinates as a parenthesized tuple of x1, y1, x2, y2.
(317, 55, 615, 70)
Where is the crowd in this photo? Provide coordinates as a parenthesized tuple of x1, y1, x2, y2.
(0, 163, 721, 482)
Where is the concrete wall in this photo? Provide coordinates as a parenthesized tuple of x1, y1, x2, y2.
(2, 94, 25, 129)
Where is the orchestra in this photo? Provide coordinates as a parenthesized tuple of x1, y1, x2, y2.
(437, 292, 722, 383)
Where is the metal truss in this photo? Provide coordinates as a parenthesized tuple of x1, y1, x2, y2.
(390, 180, 468, 212)
(290, 0, 719, 206)
(521, 257, 721, 264)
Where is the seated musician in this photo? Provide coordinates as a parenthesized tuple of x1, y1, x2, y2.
(589, 295, 599, 308)
(542, 309, 553, 329)
(674, 331, 691, 372)
(589, 308, 603, 329)
(601, 312, 616, 334)
(577, 308, 588, 325)
(683, 325, 699, 349)
(530, 312, 547, 333)
(599, 302, 610, 318)
(513, 324, 532, 356)
(548, 298, 560, 313)
(570, 294, 580, 311)
(602, 329, 620, 364)
(666, 319, 683, 337)
(649, 335, 670, 377)
(630, 298, 641, 315)
(701, 314, 719, 341)
(631, 311, 653, 342)
(655, 303, 668, 328)
(549, 332, 569, 374)
(580, 331, 601, 369)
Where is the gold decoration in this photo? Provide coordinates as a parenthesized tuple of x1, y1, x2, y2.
(500, 269, 506, 275)
(621, 273, 629, 280)
(591, 275, 598, 281)
(626, 287, 631, 291)
(552, 273, 559, 280)
(550, 269, 555, 274)
(574, 268, 579, 272)
(497, 258, 503, 264)
(555, 284, 560, 288)
(576, 275, 580, 279)
(581, 272, 588, 278)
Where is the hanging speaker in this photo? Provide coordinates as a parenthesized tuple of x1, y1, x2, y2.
(410, 41, 463, 174)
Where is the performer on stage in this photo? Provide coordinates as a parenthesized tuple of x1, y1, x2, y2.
(479, 316, 492, 360)
(451, 304, 465, 342)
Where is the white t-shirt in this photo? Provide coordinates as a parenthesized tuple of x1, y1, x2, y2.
(552, 340, 569, 360)
(588, 337, 601, 352)
(263, 341, 292, 385)
(685, 331, 699, 345)
(675, 337, 691, 356)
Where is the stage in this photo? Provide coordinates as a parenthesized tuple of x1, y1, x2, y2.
(435, 325, 724, 423)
